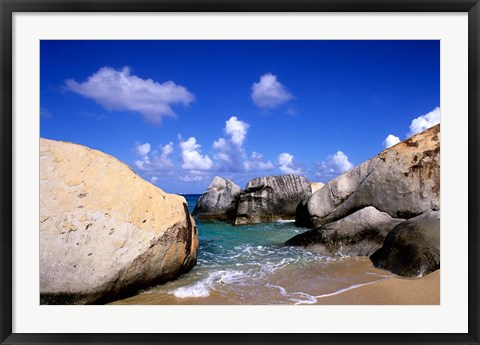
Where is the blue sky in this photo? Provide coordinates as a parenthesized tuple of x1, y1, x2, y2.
(41, 40, 440, 194)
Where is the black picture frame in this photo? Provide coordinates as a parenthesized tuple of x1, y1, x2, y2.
(1, 1, 479, 344)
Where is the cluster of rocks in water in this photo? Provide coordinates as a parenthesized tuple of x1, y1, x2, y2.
(194, 124, 440, 278)
(193, 174, 313, 225)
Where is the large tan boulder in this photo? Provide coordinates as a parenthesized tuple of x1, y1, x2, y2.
(40, 138, 198, 304)
(296, 124, 440, 228)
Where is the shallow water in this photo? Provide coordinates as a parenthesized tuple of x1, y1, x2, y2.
(112, 195, 392, 305)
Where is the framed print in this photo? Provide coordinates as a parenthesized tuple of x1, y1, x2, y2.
(1, 1, 479, 345)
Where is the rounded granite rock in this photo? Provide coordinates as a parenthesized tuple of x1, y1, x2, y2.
(286, 206, 405, 256)
(234, 174, 312, 225)
(40, 138, 198, 304)
(192, 176, 242, 220)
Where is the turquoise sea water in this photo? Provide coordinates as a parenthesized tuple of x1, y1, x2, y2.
(114, 194, 390, 305)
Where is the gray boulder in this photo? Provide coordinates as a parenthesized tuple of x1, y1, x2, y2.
(235, 174, 312, 225)
(192, 176, 242, 220)
(40, 138, 198, 304)
(286, 206, 405, 256)
(370, 210, 440, 277)
(296, 124, 440, 228)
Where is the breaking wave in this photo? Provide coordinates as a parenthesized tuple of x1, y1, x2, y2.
(171, 270, 246, 298)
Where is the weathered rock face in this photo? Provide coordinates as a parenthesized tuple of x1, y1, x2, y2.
(286, 206, 405, 256)
(40, 138, 198, 304)
(235, 174, 312, 225)
(192, 177, 242, 220)
(370, 210, 440, 277)
(296, 124, 440, 228)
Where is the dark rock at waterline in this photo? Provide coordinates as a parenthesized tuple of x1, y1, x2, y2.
(40, 138, 198, 304)
(286, 206, 405, 256)
(370, 210, 440, 277)
(296, 124, 440, 228)
(235, 174, 312, 225)
(192, 176, 242, 220)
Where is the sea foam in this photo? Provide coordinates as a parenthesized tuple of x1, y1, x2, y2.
(171, 270, 245, 298)
(266, 277, 390, 305)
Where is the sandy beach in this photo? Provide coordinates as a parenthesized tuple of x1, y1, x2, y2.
(111, 257, 439, 305)
(318, 269, 440, 305)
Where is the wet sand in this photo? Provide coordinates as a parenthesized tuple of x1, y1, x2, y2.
(318, 269, 440, 305)
(111, 257, 439, 305)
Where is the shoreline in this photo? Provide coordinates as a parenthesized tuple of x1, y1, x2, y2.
(317, 269, 439, 305)
(111, 257, 439, 305)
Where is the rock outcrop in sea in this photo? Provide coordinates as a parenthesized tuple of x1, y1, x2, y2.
(296, 124, 440, 228)
(287, 124, 440, 276)
(40, 138, 198, 304)
(192, 176, 242, 220)
(234, 174, 312, 225)
(193, 174, 312, 225)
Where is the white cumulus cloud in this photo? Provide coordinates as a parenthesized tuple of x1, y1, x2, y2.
(134, 142, 151, 171)
(179, 137, 213, 171)
(383, 134, 401, 149)
(277, 152, 303, 174)
(225, 116, 249, 146)
(244, 152, 275, 171)
(251, 73, 293, 109)
(212, 117, 249, 172)
(135, 142, 151, 156)
(134, 141, 174, 172)
(212, 116, 276, 173)
(65, 66, 195, 125)
(316, 151, 354, 182)
(154, 142, 175, 170)
(212, 138, 241, 171)
(407, 107, 440, 137)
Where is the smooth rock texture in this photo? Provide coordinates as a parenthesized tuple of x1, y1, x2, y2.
(370, 210, 440, 277)
(235, 174, 312, 225)
(286, 206, 405, 256)
(296, 124, 440, 228)
(192, 176, 242, 220)
(40, 138, 198, 304)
